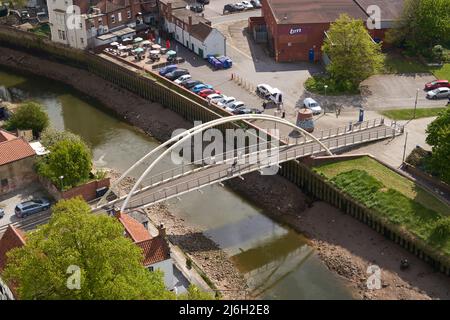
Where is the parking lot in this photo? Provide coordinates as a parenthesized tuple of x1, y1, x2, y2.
(0, 183, 50, 228)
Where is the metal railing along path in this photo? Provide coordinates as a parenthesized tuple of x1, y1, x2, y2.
(100, 125, 402, 211)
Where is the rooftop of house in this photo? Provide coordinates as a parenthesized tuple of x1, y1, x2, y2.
(171, 8, 210, 26)
(117, 212, 152, 243)
(265, 0, 403, 24)
(159, 0, 189, 9)
(136, 236, 171, 266)
(0, 225, 26, 272)
(0, 130, 36, 166)
(189, 22, 213, 42)
(117, 212, 171, 266)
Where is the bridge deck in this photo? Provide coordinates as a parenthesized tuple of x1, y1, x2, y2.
(101, 123, 402, 211)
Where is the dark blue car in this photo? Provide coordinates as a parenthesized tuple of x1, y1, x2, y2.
(158, 65, 178, 76)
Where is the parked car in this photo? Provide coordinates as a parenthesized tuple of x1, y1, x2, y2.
(223, 4, 240, 13)
(174, 74, 192, 84)
(303, 98, 322, 115)
(206, 93, 224, 103)
(234, 2, 246, 10)
(164, 69, 189, 81)
(158, 64, 178, 76)
(225, 100, 245, 112)
(424, 80, 450, 90)
(256, 83, 273, 97)
(0, 208, 4, 219)
(240, 1, 254, 9)
(232, 106, 262, 114)
(250, 0, 262, 8)
(426, 87, 450, 99)
(198, 0, 210, 4)
(15, 198, 51, 218)
(217, 96, 236, 107)
(182, 80, 203, 89)
(198, 89, 221, 98)
(192, 84, 213, 93)
(190, 4, 204, 12)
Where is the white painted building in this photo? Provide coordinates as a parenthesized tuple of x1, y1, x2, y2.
(47, 0, 90, 49)
(160, 1, 226, 58)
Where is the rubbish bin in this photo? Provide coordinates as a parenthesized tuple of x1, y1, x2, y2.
(95, 187, 108, 198)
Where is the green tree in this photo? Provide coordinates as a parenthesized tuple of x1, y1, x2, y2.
(425, 108, 450, 184)
(37, 137, 92, 189)
(5, 101, 49, 137)
(386, 0, 450, 54)
(178, 285, 216, 300)
(322, 14, 384, 90)
(40, 127, 85, 149)
(3, 198, 175, 300)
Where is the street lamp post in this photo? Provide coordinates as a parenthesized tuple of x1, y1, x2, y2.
(324, 85, 328, 114)
(59, 175, 64, 191)
(413, 88, 419, 119)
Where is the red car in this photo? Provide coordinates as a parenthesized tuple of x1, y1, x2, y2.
(424, 80, 450, 90)
(198, 89, 221, 98)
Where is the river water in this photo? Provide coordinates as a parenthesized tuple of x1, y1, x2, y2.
(0, 68, 353, 299)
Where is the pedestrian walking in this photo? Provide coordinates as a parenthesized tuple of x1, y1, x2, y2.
(281, 111, 286, 119)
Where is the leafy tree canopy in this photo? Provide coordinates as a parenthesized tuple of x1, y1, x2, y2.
(37, 136, 92, 189)
(5, 101, 49, 137)
(386, 0, 450, 55)
(3, 198, 174, 300)
(425, 108, 450, 184)
(322, 14, 384, 89)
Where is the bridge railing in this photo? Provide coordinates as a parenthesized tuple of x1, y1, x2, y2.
(123, 126, 400, 209)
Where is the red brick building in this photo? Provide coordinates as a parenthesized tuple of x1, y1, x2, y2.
(252, 0, 403, 62)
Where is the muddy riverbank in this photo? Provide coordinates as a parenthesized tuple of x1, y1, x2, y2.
(1, 46, 449, 300)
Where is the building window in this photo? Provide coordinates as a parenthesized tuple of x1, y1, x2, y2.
(148, 266, 154, 272)
(127, 10, 131, 19)
(118, 12, 122, 22)
(80, 38, 84, 45)
(111, 14, 115, 24)
(61, 31, 66, 40)
(1, 179, 8, 187)
(58, 30, 62, 39)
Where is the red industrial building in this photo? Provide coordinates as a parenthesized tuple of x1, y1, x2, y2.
(249, 0, 404, 62)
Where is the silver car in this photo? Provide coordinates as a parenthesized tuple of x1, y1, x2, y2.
(427, 87, 450, 99)
(15, 198, 51, 218)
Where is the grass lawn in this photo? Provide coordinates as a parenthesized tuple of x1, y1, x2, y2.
(314, 156, 450, 217)
(383, 53, 450, 80)
(380, 107, 446, 120)
(383, 54, 431, 74)
(328, 169, 450, 254)
(433, 63, 450, 80)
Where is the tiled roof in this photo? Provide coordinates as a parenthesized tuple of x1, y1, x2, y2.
(0, 130, 17, 142)
(0, 225, 26, 272)
(0, 134, 36, 166)
(136, 236, 170, 266)
(117, 213, 152, 242)
(190, 22, 212, 42)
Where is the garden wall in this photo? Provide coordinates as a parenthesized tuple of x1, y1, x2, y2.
(39, 176, 110, 202)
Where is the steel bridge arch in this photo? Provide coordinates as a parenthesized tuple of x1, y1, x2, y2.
(97, 114, 332, 211)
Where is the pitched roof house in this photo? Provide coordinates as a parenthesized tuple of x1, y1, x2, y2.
(0, 225, 26, 300)
(116, 211, 173, 289)
(0, 130, 37, 195)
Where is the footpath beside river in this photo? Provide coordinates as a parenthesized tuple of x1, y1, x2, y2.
(1, 46, 449, 299)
